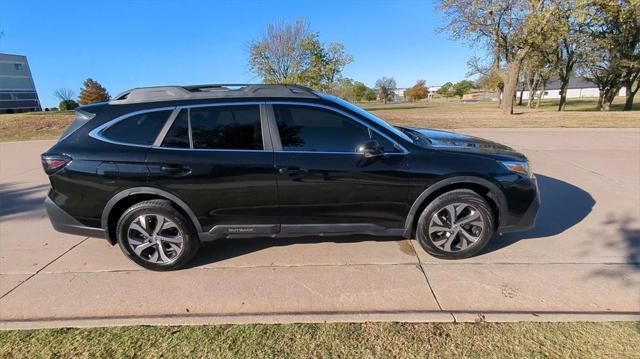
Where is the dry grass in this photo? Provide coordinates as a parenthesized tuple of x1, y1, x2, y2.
(363, 97, 640, 129)
(0, 97, 638, 142)
(0, 111, 73, 142)
(1, 322, 639, 358)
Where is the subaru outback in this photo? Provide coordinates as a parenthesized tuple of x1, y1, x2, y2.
(42, 84, 539, 270)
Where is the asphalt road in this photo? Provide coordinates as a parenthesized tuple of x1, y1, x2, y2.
(1, 128, 638, 329)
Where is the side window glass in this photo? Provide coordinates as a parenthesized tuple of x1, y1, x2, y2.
(190, 105, 263, 150)
(273, 105, 371, 152)
(101, 110, 171, 145)
(161, 110, 190, 148)
(372, 132, 400, 153)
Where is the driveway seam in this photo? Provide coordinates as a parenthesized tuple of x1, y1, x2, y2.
(407, 239, 454, 321)
(0, 237, 88, 300)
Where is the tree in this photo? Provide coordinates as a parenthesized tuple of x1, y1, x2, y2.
(452, 80, 474, 98)
(405, 80, 429, 101)
(375, 77, 396, 103)
(583, 0, 640, 111)
(248, 19, 352, 91)
(54, 88, 75, 102)
(438, 0, 561, 114)
(436, 82, 454, 97)
(59, 99, 79, 111)
(78, 78, 110, 105)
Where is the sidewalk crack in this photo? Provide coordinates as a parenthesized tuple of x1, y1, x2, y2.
(0, 237, 88, 300)
(407, 240, 455, 321)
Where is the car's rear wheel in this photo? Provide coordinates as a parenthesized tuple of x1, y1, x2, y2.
(116, 199, 200, 271)
(416, 189, 494, 259)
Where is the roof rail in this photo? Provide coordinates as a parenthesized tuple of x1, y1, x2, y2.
(110, 84, 318, 104)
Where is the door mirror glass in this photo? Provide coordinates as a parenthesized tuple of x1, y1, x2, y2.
(357, 140, 383, 158)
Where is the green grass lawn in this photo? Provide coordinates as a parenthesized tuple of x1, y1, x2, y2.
(1, 322, 639, 358)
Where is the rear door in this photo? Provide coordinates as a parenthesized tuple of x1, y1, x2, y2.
(268, 103, 409, 233)
(146, 103, 279, 235)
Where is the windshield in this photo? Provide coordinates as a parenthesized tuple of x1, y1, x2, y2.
(318, 93, 414, 143)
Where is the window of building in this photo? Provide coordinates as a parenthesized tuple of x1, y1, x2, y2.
(13, 92, 37, 100)
(190, 105, 263, 150)
(101, 110, 172, 145)
(14, 64, 23, 70)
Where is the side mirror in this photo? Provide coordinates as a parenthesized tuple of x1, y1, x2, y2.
(358, 140, 384, 158)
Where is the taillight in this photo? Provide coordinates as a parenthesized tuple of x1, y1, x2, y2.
(41, 154, 72, 174)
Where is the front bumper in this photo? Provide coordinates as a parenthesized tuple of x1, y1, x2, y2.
(497, 177, 540, 233)
(45, 196, 106, 239)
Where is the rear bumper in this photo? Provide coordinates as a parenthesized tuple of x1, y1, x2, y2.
(45, 196, 106, 239)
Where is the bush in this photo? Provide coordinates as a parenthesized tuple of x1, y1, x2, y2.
(59, 99, 79, 111)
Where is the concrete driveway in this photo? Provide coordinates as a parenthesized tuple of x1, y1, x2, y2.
(1, 129, 639, 329)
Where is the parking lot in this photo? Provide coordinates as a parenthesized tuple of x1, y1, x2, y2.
(1, 128, 638, 329)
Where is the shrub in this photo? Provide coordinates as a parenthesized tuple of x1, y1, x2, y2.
(59, 99, 79, 111)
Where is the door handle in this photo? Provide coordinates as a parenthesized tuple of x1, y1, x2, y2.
(160, 164, 191, 175)
(278, 166, 309, 176)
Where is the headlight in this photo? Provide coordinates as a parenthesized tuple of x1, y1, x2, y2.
(499, 161, 532, 177)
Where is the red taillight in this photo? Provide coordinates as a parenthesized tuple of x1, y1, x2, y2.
(41, 154, 71, 174)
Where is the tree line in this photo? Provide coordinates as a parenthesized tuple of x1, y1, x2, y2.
(438, 0, 639, 113)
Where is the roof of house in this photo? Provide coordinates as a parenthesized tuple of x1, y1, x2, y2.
(520, 77, 597, 91)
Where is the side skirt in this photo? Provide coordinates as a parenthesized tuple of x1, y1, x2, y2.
(198, 223, 404, 242)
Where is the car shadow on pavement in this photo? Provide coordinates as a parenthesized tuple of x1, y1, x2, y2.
(0, 182, 48, 220)
(189, 234, 408, 268)
(480, 174, 595, 254)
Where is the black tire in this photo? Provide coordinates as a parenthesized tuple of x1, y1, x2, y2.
(116, 199, 200, 271)
(416, 189, 494, 259)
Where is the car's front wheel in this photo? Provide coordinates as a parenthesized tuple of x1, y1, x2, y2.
(116, 199, 200, 271)
(416, 189, 494, 259)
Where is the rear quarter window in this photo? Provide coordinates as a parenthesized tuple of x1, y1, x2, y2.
(101, 110, 172, 146)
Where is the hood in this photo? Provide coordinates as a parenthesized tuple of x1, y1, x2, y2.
(402, 127, 527, 161)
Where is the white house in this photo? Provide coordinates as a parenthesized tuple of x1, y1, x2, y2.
(519, 77, 626, 100)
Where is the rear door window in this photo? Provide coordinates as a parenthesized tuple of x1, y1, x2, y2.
(101, 110, 172, 146)
(190, 105, 263, 150)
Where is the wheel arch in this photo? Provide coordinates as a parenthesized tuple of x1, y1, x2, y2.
(403, 176, 507, 238)
(101, 187, 202, 244)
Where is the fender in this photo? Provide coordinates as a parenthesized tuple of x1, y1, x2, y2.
(101, 186, 203, 233)
(402, 176, 508, 237)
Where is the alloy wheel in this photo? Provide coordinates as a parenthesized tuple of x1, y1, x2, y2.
(127, 214, 184, 264)
(427, 203, 485, 252)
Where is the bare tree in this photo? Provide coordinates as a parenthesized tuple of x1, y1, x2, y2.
(437, 0, 560, 114)
(54, 88, 75, 102)
(375, 77, 397, 103)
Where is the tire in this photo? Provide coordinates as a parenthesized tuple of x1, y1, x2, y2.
(416, 189, 494, 259)
(116, 199, 200, 271)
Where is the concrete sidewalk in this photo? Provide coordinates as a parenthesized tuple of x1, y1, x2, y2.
(1, 129, 639, 329)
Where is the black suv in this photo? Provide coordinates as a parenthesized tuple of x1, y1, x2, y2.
(42, 84, 539, 270)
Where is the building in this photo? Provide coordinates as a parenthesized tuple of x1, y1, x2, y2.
(0, 53, 41, 114)
(519, 77, 626, 100)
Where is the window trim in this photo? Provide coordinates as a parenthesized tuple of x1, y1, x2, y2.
(89, 101, 409, 155)
(88, 107, 176, 148)
(266, 102, 408, 155)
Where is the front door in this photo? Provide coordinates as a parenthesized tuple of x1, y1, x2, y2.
(269, 103, 409, 232)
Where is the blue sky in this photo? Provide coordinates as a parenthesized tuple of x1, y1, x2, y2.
(1, 0, 476, 107)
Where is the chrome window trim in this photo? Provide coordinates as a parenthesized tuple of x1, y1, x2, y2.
(152, 108, 181, 147)
(88, 101, 410, 155)
(88, 106, 176, 148)
(267, 101, 409, 155)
